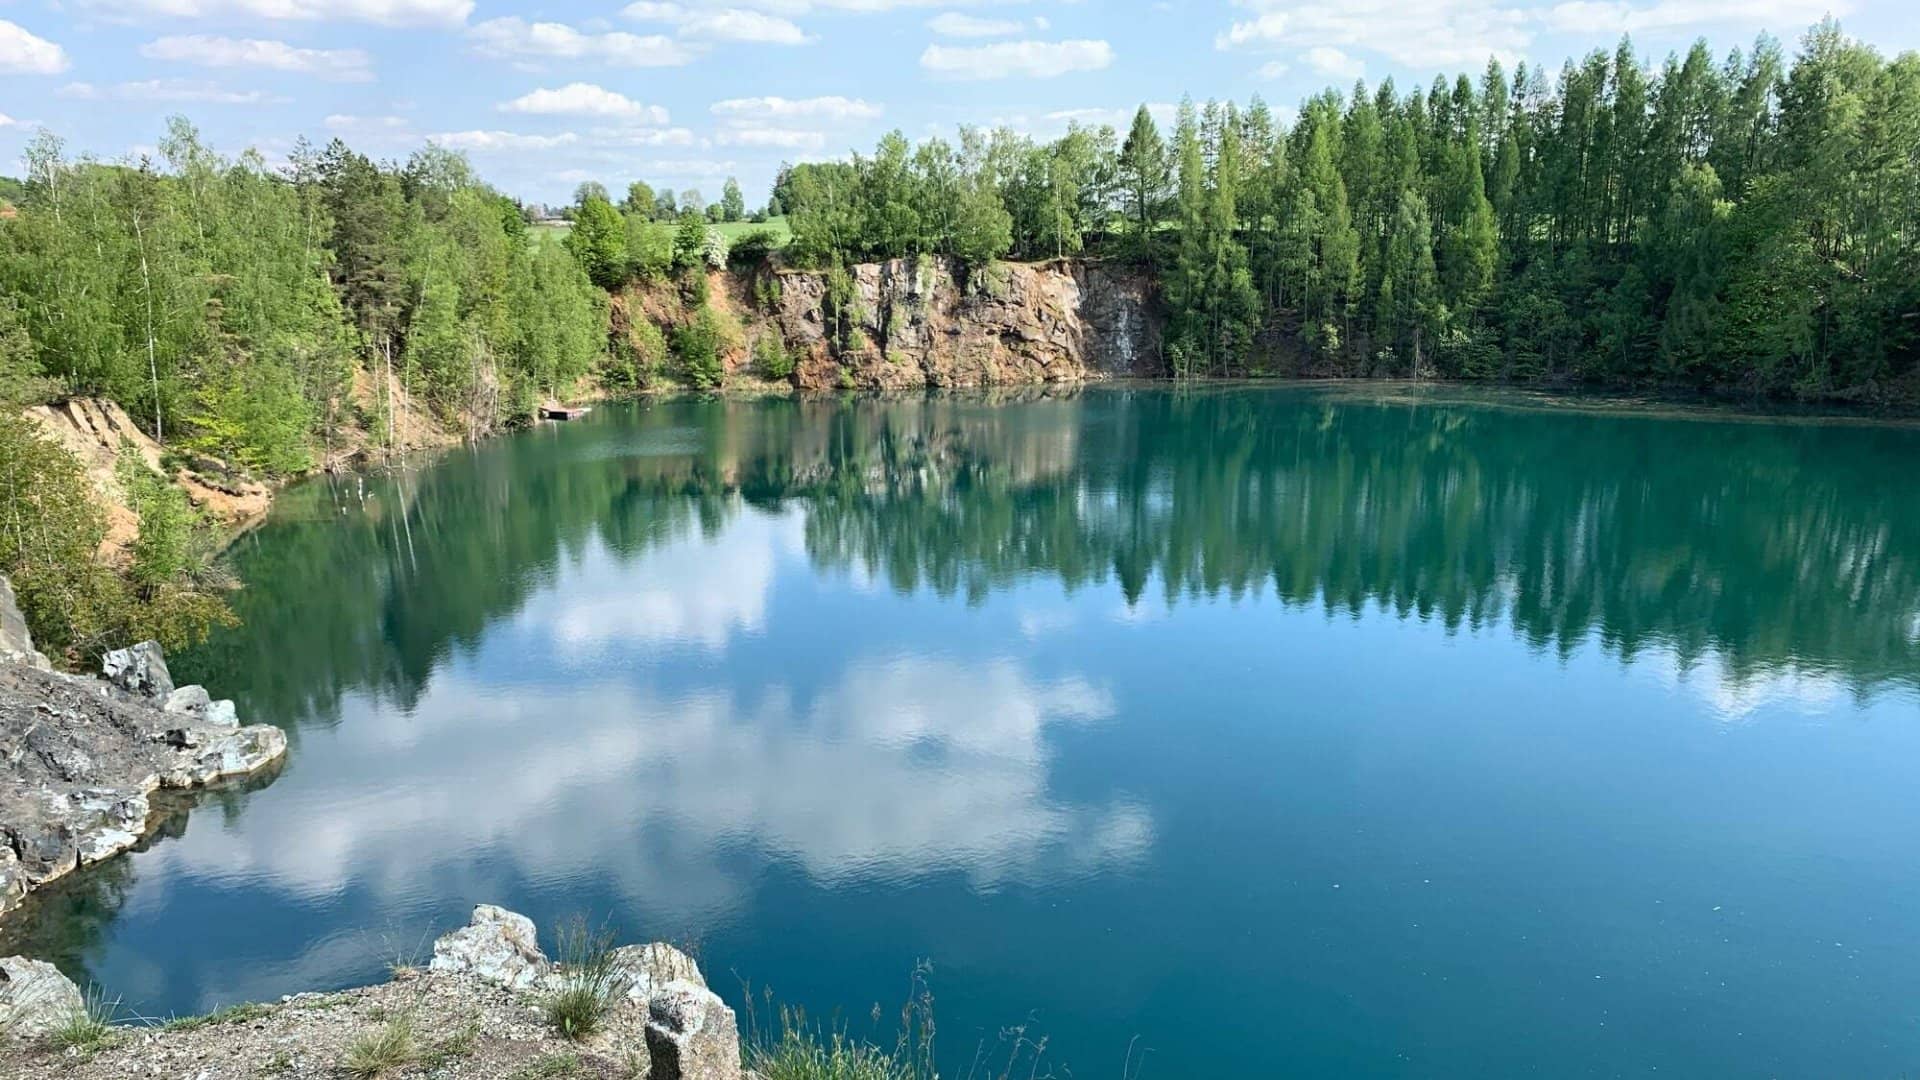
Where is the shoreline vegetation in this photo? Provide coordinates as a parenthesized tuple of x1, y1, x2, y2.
(1, 17, 1917, 668)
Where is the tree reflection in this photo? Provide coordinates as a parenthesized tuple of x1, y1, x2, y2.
(176, 387, 1920, 728)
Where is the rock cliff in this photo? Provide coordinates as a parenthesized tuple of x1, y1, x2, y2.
(0, 581, 287, 919)
(624, 257, 1164, 391)
(769, 258, 1163, 389)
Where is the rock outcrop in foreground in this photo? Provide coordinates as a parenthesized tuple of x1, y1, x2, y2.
(0, 581, 287, 918)
(2, 905, 745, 1079)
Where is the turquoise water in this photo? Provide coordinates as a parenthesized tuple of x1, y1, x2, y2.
(11, 385, 1920, 1076)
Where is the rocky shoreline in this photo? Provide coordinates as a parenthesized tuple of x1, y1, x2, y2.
(1, 905, 744, 1079)
(0, 578, 288, 919)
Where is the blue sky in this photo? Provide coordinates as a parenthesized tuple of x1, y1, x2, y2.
(0, 0, 1910, 207)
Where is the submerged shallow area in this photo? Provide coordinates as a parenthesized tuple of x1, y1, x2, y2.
(7, 384, 1919, 1077)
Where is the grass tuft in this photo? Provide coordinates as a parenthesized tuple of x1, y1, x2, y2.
(48, 985, 120, 1056)
(542, 916, 631, 1042)
(342, 1012, 417, 1078)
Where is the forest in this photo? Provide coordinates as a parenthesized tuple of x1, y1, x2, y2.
(0, 19, 1915, 663)
(761, 20, 1920, 394)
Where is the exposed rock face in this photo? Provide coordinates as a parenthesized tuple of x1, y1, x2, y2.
(101, 641, 174, 701)
(0, 579, 50, 673)
(24, 398, 273, 556)
(429, 904, 550, 991)
(611, 941, 704, 1005)
(646, 980, 744, 1080)
(0, 588, 287, 918)
(745, 257, 1162, 390)
(0, 955, 83, 1038)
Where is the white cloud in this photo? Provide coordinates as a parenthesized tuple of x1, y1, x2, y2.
(1541, 0, 1846, 34)
(1217, 0, 1529, 70)
(0, 113, 16, 128)
(76, 0, 472, 28)
(985, 103, 1175, 141)
(927, 12, 1024, 37)
(0, 19, 69, 76)
(586, 125, 698, 147)
(716, 128, 828, 150)
(140, 35, 374, 82)
(60, 79, 286, 105)
(621, 3, 813, 45)
(626, 0, 985, 13)
(684, 9, 813, 44)
(919, 39, 1113, 81)
(325, 114, 411, 133)
(470, 18, 696, 68)
(1222, 0, 1827, 74)
(1256, 59, 1289, 79)
(633, 158, 740, 178)
(710, 95, 882, 125)
(429, 129, 581, 152)
(1216, 13, 1289, 50)
(1044, 104, 1173, 130)
(498, 83, 670, 123)
(1304, 45, 1364, 78)
(709, 96, 878, 154)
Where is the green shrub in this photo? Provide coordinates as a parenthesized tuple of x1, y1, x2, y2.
(117, 448, 236, 651)
(728, 229, 783, 269)
(0, 419, 229, 663)
(0, 413, 125, 660)
(672, 215, 710, 272)
(973, 261, 1013, 301)
(674, 307, 725, 389)
(753, 274, 785, 311)
(755, 334, 795, 381)
(0, 296, 58, 405)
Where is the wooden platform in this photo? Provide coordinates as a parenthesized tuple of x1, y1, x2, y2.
(539, 405, 592, 421)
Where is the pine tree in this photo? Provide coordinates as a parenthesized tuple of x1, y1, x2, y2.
(1118, 105, 1170, 265)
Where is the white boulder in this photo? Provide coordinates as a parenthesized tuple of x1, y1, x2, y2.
(0, 956, 85, 1039)
(429, 905, 550, 991)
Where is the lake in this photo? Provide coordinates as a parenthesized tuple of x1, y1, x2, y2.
(7, 384, 1920, 1077)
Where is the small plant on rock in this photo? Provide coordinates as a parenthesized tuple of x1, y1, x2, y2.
(543, 916, 631, 1041)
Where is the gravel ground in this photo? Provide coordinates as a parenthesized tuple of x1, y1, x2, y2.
(3, 969, 653, 1079)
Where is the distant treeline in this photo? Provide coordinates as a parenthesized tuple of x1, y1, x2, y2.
(0, 125, 606, 476)
(1, 18, 1917, 479)
(0, 127, 609, 661)
(766, 20, 1920, 398)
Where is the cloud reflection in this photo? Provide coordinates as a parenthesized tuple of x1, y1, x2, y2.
(129, 651, 1149, 941)
(509, 509, 806, 651)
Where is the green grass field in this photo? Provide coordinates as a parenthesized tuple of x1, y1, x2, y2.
(713, 216, 791, 245)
